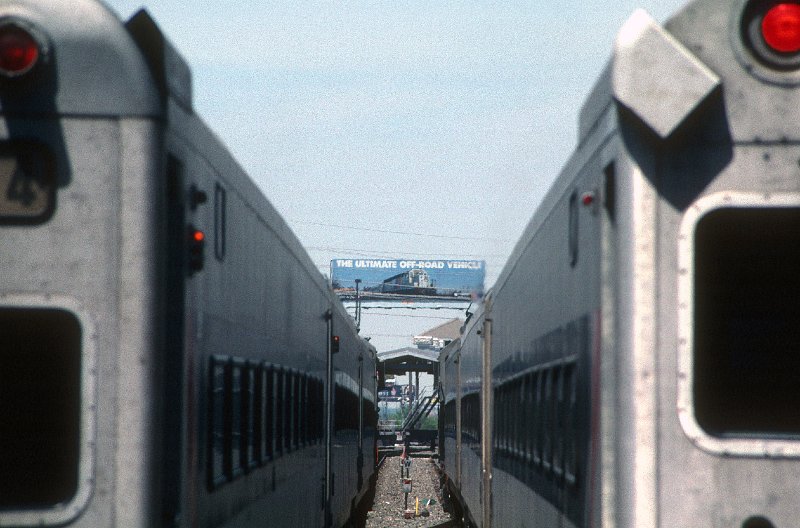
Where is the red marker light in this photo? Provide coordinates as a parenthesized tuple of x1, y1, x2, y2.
(762, 3, 800, 53)
(188, 225, 205, 274)
(0, 24, 40, 77)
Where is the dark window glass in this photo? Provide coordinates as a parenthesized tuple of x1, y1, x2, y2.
(263, 365, 274, 459)
(209, 356, 228, 488)
(299, 375, 307, 447)
(568, 190, 579, 266)
(245, 364, 257, 469)
(252, 363, 264, 464)
(276, 370, 285, 454)
(553, 366, 564, 477)
(230, 361, 244, 478)
(0, 308, 81, 507)
(564, 363, 577, 483)
(694, 207, 800, 436)
(534, 371, 544, 466)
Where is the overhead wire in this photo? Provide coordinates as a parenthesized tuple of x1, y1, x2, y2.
(306, 245, 505, 259)
(291, 219, 512, 243)
(358, 312, 460, 320)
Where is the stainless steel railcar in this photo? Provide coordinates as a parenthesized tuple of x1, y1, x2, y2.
(0, 1, 376, 527)
(440, 1, 800, 527)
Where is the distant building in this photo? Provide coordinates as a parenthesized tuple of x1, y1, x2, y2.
(412, 318, 463, 350)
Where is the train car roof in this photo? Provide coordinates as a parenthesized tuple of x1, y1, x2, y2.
(492, 4, 714, 295)
(438, 336, 461, 363)
(0, 0, 168, 116)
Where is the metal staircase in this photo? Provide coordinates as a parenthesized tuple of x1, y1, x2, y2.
(401, 387, 439, 434)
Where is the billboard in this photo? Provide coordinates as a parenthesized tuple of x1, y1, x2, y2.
(330, 258, 485, 300)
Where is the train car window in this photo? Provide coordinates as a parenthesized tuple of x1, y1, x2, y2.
(230, 359, 245, 478)
(543, 369, 554, 472)
(253, 363, 264, 464)
(500, 384, 509, 455)
(507, 383, 515, 455)
(569, 190, 579, 266)
(694, 207, 800, 437)
(603, 162, 616, 221)
(245, 363, 258, 470)
(534, 371, 544, 467)
(306, 378, 315, 444)
(524, 373, 535, 464)
(461, 392, 480, 450)
(493, 386, 502, 453)
(0, 308, 81, 507)
(308, 378, 317, 443)
(294, 372, 301, 449)
(313, 378, 324, 442)
(515, 378, 524, 459)
(214, 183, 226, 261)
(263, 365, 274, 460)
(334, 384, 342, 434)
(209, 356, 229, 488)
(335, 384, 346, 434)
(564, 363, 577, 484)
(276, 369, 285, 455)
(460, 396, 467, 446)
(0, 141, 56, 225)
(505, 385, 513, 455)
(308, 377, 316, 444)
(444, 400, 455, 437)
(553, 366, 565, 478)
(299, 375, 307, 447)
(503, 386, 510, 454)
(288, 372, 297, 451)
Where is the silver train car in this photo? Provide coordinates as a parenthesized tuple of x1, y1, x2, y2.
(440, 1, 800, 527)
(0, 1, 376, 527)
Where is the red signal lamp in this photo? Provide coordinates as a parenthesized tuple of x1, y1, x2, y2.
(762, 3, 800, 53)
(188, 225, 205, 275)
(0, 23, 40, 77)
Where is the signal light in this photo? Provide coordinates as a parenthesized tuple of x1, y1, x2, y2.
(331, 335, 340, 354)
(741, 0, 800, 72)
(762, 3, 800, 53)
(0, 23, 40, 78)
(188, 225, 205, 275)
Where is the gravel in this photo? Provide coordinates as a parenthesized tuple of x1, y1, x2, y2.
(362, 453, 458, 528)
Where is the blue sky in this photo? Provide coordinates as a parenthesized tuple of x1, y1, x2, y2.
(104, 0, 688, 352)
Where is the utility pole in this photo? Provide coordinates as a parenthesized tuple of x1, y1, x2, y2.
(354, 278, 362, 331)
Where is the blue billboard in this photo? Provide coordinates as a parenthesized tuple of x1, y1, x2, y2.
(330, 258, 485, 300)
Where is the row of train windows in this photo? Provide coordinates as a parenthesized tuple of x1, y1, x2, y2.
(442, 399, 456, 436)
(208, 355, 324, 489)
(461, 393, 480, 447)
(494, 362, 578, 485)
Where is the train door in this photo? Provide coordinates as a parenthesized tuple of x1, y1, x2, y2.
(159, 153, 186, 527)
(455, 350, 462, 488)
(357, 355, 364, 489)
(480, 315, 493, 528)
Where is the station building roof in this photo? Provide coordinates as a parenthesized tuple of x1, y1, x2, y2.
(377, 347, 439, 376)
(412, 318, 463, 349)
